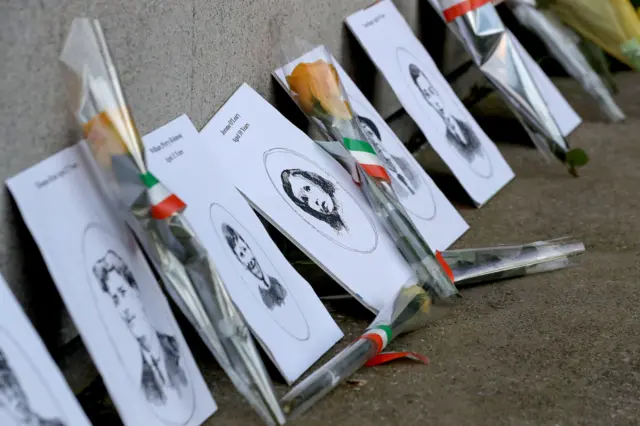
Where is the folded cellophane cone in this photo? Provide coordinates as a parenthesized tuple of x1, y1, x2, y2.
(507, 0, 625, 122)
(289, 237, 586, 414)
(319, 237, 585, 296)
(436, 0, 589, 175)
(274, 34, 457, 301)
(270, 27, 460, 417)
(59, 18, 284, 426)
(280, 280, 451, 419)
(442, 237, 586, 285)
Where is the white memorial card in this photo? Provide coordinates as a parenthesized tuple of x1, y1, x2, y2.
(201, 84, 417, 313)
(0, 273, 91, 426)
(6, 145, 217, 426)
(142, 115, 343, 384)
(346, 0, 514, 206)
(424, 0, 582, 137)
(274, 49, 470, 251)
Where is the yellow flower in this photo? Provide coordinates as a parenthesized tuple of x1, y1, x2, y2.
(286, 60, 352, 120)
(551, 0, 640, 69)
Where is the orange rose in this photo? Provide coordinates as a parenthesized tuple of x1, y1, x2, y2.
(286, 60, 352, 120)
(83, 109, 130, 169)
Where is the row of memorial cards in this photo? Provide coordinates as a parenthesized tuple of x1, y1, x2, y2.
(342, 0, 580, 207)
(3, 5, 582, 422)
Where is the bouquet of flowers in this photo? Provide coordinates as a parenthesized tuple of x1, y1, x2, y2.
(507, 0, 625, 122)
(433, 0, 589, 176)
(542, 0, 640, 71)
(273, 38, 457, 417)
(59, 18, 284, 425)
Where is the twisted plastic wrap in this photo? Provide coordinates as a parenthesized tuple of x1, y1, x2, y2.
(59, 18, 284, 426)
(273, 38, 457, 417)
(433, 0, 588, 174)
(508, 0, 625, 122)
(443, 237, 585, 285)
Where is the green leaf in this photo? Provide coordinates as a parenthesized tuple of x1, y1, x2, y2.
(566, 148, 589, 176)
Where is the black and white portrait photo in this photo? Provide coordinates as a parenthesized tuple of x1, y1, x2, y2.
(83, 224, 195, 425)
(264, 148, 378, 254)
(397, 47, 493, 178)
(221, 224, 287, 310)
(352, 100, 437, 221)
(210, 203, 310, 341)
(92, 250, 188, 406)
(0, 348, 64, 426)
(281, 169, 347, 233)
(0, 328, 68, 426)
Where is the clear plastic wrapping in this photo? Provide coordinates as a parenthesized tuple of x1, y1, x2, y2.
(59, 18, 284, 426)
(272, 35, 457, 417)
(433, 0, 589, 175)
(508, 0, 625, 122)
(443, 237, 586, 285)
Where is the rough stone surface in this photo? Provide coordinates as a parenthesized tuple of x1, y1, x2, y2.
(0, 0, 426, 350)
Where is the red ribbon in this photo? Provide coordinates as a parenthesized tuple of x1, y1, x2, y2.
(366, 351, 429, 367)
(435, 251, 455, 282)
(443, 0, 493, 22)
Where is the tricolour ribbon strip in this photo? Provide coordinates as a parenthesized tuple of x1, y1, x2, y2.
(343, 137, 391, 182)
(359, 325, 429, 367)
(441, 0, 492, 22)
(140, 172, 186, 220)
(360, 324, 393, 353)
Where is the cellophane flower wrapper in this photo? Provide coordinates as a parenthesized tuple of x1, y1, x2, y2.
(276, 41, 456, 299)
(508, 0, 625, 122)
(443, 237, 585, 285)
(59, 18, 284, 426)
(273, 37, 456, 417)
(286, 238, 584, 416)
(280, 284, 445, 419)
(320, 238, 584, 297)
(434, 0, 589, 175)
(547, 0, 640, 71)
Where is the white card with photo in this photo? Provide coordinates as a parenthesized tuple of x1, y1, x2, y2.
(0, 273, 91, 426)
(141, 115, 343, 384)
(6, 145, 217, 426)
(200, 84, 417, 313)
(346, 0, 514, 206)
(274, 48, 469, 251)
(423, 0, 582, 137)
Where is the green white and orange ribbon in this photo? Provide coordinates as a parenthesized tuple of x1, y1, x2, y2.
(359, 324, 429, 367)
(343, 137, 391, 182)
(139, 171, 186, 220)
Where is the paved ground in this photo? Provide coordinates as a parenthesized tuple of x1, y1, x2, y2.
(80, 73, 640, 425)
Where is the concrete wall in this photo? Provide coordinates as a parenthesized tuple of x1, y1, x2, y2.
(0, 0, 453, 385)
